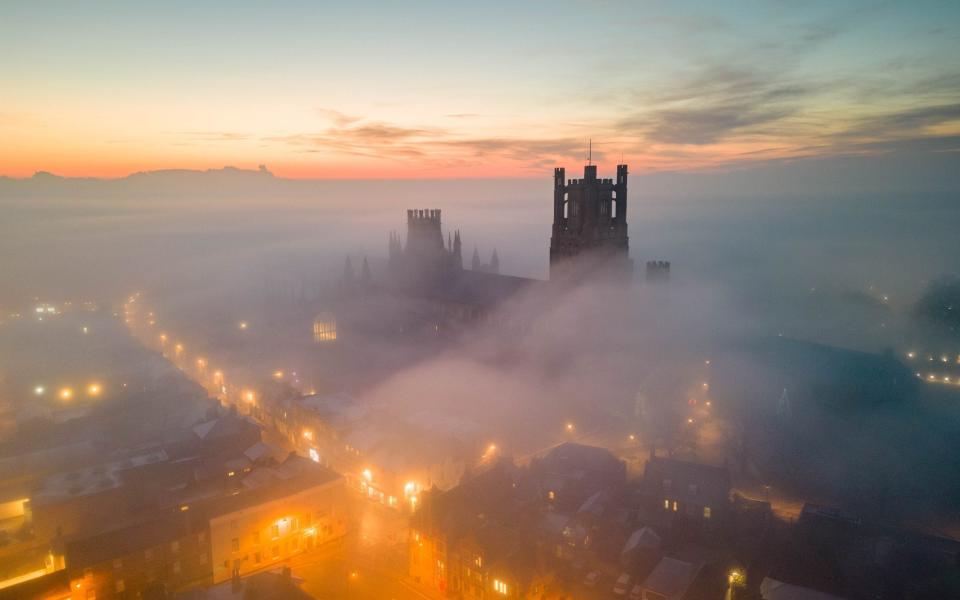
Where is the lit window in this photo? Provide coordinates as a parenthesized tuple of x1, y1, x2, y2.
(313, 314, 337, 342)
(493, 579, 508, 594)
(672, 501, 678, 512)
(272, 524, 280, 539)
(231, 538, 239, 552)
(663, 499, 670, 510)
(547, 490, 556, 501)
(704, 506, 712, 519)
(475, 555, 483, 568)
(115, 580, 125, 593)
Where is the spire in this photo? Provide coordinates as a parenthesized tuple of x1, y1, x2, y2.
(471, 247, 481, 271)
(343, 256, 355, 284)
(490, 248, 499, 274)
(447, 232, 452, 252)
(361, 256, 371, 286)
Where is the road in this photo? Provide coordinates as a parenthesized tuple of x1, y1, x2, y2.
(284, 498, 434, 600)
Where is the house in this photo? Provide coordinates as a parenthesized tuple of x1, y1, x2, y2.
(639, 557, 703, 600)
(531, 443, 626, 512)
(65, 510, 209, 599)
(206, 455, 348, 584)
(409, 459, 534, 596)
(643, 456, 730, 529)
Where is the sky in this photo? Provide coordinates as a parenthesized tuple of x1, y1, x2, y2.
(1, 0, 959, 179)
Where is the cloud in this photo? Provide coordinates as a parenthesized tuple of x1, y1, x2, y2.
(315, 108, 362, 127)
(837, 104, 960, 142)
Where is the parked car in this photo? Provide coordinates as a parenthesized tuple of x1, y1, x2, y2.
(583, 571, 601, 588)
(629, 583, 643, 600)
(613, 573, 632, 595)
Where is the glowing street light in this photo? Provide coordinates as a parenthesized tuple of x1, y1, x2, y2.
(273, 370, 284, 379)
(565, 422, 575, 433)
(362, 468, 373, 483)
(238, 321, 249, 330)
(87, 383, 102, 397)
(34, 385, 45, 396)
(59, 387, 74, 401)
(243, 390, 255, 403)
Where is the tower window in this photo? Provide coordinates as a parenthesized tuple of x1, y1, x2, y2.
(313, 313, 337, 342)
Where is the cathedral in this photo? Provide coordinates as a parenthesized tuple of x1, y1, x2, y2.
(333, 164, 651, 338)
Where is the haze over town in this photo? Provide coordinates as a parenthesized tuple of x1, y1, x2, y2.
(1, 2, 959, 600)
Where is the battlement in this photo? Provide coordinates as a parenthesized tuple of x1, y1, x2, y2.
(645, 260, 671, 282)
(407, 208, 442, 224)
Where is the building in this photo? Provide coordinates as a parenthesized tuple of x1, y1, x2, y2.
(643, 456, 730, 530)
(550, 164, 632, 280)
(409, 459, 538, 597)
(530, 442, 627, 513)
(65, 511, 209, 600)
(207, 455, 348, 584)
(637, 556, 703, 600)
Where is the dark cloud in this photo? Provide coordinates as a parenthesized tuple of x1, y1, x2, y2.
(838, 104, 960, 142)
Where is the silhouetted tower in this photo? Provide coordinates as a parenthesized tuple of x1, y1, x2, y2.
(490, 249, 499, 274)
(361, 256, 371, 287)
(453, 230, 462, 269)
(343, 256, 355, 285)
(549, 163, 631, 280)
(471, 247, 481, 271)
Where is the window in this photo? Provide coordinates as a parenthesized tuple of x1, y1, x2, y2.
(475, 555, 483, 568)
(313, 315, 337, 342)
(547, 490, 556, 501)
(172, 561, 181, 575)
(272, 545, 280, 559)
(271, 524, 280, 539)
(198, 532, 206, 544)
(231, 538, 240, 552)
(254, 552, 261, 564)
(253, 530, 260, 544)
(672, 501, 678, 512)
(493, 579, 508, 594)
(663, 498, 670, 510)
(703, 506, 712, 519)
(171, 540, 180, 553)
(115, 579, 125, 593)
(688, 483, 699, 495)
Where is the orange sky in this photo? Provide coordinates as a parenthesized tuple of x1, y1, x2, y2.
(2, 2, 958, 179)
